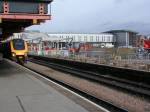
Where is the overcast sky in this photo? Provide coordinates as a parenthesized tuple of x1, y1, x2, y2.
(27, 0, 150, 34)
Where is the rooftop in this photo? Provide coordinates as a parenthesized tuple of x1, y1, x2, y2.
(104, 30, 138, 34)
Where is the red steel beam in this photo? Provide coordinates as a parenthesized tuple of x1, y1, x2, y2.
(0, 13, 51, 20)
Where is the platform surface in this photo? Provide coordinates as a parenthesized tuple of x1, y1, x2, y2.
(0, 60, 89, 112)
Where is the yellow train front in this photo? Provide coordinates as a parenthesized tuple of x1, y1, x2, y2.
(2, 39, 28, 64)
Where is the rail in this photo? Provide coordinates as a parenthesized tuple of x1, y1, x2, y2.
(25, 60, 128, 112)
(28, 55, 150, 83)
(28, 55, 150, 98)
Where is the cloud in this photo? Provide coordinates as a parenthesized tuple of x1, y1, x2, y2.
(113, 0, 126, 3)
(27, 0, 150, 34)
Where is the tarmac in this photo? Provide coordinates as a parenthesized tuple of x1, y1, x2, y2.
(0, 60, 89, 112)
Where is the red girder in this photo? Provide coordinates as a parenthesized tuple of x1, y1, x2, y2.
(0, 13, 51, 20)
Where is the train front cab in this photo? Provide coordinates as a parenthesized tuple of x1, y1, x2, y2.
(10, 39, 28, 64)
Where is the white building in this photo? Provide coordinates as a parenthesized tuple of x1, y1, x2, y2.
(48, 33, 116, 48)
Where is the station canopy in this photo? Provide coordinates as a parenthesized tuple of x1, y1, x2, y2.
(0, 0, 53, 40)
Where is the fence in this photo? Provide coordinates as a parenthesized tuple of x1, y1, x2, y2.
(28, 50, 150, 71)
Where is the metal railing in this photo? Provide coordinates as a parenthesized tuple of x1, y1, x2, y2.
(28, 50, 150, 71)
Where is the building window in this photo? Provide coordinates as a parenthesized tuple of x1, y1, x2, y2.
(102, 36, 104, 42)
(108, 36, 110, 42)
(84, 36, 87, 42)
(96, 36, 99, 42)
(90, 36, 93, 42)
(73, 36, 75, 41)
(78, 36, 81, 42)
(103, 36, 105, 42)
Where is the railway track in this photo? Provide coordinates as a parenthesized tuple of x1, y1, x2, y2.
(28, 57, 150, 99)
(23, 61, 128, 112)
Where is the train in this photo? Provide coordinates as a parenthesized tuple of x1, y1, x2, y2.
(0, 39, 28, 64)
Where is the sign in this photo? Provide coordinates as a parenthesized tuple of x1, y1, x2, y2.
(144, 40, 150, 48)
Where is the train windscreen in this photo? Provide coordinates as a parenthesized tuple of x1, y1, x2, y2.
(13, 39, 25, 50)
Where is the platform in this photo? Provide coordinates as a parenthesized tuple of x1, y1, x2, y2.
(0, 60, 89, 112)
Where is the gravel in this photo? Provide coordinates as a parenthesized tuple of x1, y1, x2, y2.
(25, 62, 150, 112)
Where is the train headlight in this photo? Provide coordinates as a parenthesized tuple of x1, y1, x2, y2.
(12, 53, 16, 57)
